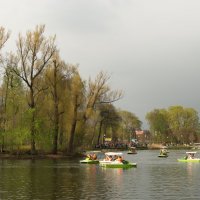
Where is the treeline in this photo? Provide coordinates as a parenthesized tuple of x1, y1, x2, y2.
(146, 106, 200, 144)
(0, 25, 142, 154)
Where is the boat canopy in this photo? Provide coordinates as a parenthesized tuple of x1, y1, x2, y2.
(186, 152, 197, 154)
(86, 150, 101, 153)
(105, 152, 123, 156)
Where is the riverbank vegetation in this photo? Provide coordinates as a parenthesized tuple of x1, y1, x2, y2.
(146, 106, 200, 145)
(1, 25, 199, 157)
(0, 25, 142, 155)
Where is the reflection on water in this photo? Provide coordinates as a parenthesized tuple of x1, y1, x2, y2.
(0, 150, 199, 199)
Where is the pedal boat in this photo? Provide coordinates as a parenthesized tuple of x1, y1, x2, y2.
(99, 152, 137, 168)
(127, 147, 137, 154)
(161, 146, 170, 153)
(80, 151, 100, 164)
(158, 154, 168, 158)
(177, 152, 200, 162)
(158, 148, 168, 158)
(80, 158, 99, 164)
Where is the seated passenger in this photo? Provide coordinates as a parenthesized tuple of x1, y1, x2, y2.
(86, 154, 92, 160)
(92, 153, 97, 160)
(191, 154, 195, 159)
(113, 155, 118, 161)
(160, 149, 167, 155)
(105, 155, 111, 161)
(163, 150, 167, 155)
(116, 156, 123, 163)
(188, 154, 193, 159)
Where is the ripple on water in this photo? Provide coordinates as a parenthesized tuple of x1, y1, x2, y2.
(0, 151, 199, 199)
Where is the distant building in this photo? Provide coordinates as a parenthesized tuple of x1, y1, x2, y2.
(135, 130, 151, 144)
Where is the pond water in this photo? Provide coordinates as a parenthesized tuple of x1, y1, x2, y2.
(0, 150, 199, 200)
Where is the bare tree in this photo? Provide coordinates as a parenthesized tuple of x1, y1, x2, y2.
(84, 71, 123, 122)
(12, 25, 56, 154)
(68, 71, 123, 153)
(0, 27, 10, 51)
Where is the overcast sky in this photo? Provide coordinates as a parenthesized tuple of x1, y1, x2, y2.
(1, 0, 200, 128)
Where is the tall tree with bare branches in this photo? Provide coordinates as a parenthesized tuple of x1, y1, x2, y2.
(12, 25, 56, 154)
(0, 26, 10, 52)
(84, 71, 123, 122)
(68, 71, 123, 153)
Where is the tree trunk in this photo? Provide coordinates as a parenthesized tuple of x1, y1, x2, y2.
(1, 77, 9, 152)
(91, 121, 98, 145)
(52, 61, 59, 154)
(68, 118, 77, 154)
(52, 112, 59, 154)
(30, 87, 36, 154)
(97, 120, 103, 145)
(59, 115, 64, 146)
(68, 96, 78, 154)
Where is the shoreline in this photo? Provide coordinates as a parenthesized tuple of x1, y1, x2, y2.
(0, 145, 193, 160)
(0, 152, 84, 160)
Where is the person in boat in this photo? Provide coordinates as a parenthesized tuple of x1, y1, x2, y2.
(185, 153, 192, 160)
(191, 153, 195, 159)
(116, 156, 123, 163)
(188, 153, 195, 159)
(92, 153, 97, 160)
(160, 149, 167, 156)
(184, 152, 197, 160)
(86, 154, 92, 160)
(188, 153, 192, 159)
(113, 155, 118, 161)
(129, 147, 136, 153)
(105, 155, 112, 161)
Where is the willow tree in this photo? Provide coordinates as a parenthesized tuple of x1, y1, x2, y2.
(67, 71, 123, 153)
(12, 25, 56, 154)
(0, 28, 10, 151)
(167, 106, 199, 144)
(1, 54, 26, 151)
(119, 110, 142, 142)
(45, 54, 77, 154)
(96, 104, 121, 145)
(68, 72, 85, 153)
(146, 109, 169, 142)
(79, 71, 122, 150)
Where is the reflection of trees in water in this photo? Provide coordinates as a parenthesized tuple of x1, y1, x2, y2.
(186, 162, 200, 185)
(28, 159, 63, 199)
(1, 153, 200, 199)
(78, 166, 110, 199)
(186, 163, 193, 181)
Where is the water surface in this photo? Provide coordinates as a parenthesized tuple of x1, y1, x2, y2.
(0, 150, 199, 200)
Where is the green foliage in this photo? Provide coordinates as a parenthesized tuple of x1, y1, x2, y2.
(146, 109, 169, 136)
(118, 110, 142, 141)
(146, 105, 199, 144)
(0, 25, 136, 154)
(3, 128, 30, 151)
